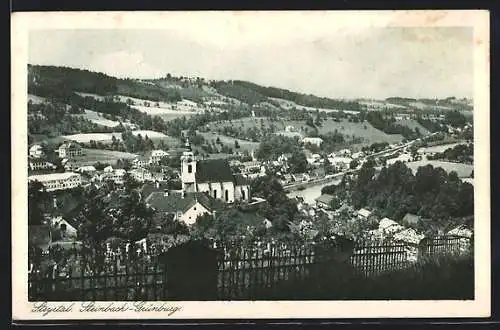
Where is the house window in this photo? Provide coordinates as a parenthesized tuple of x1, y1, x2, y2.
(188, 164, 192, 173)
(225, 190, 229, 202)
(213, 190, 217, 199)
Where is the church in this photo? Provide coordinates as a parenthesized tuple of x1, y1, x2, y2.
(181, 141, 251, 203)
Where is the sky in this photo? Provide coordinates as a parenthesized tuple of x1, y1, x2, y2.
(28, 18, 473, 100)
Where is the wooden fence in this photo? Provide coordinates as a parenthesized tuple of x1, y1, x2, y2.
(28, 235, 472, 301)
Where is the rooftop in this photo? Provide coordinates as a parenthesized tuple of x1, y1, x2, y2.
(28, 172, 81, 182)
(402, 213, 421, 226)
(146, 191, 225, 214)
(357, 208, 372, 218)
(196, 159, 235, 183)
(315, 194, 335, 205)
(59, 141, 82, 149)
(140, 182, 170, 199)
(234, 174, 250, 186)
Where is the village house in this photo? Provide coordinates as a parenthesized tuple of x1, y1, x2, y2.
(274, 131, 303, 139)
(357, 208, 372, 220)
(386, 153, 412, 166)
(337, 149, 352, 157)
(28, 172, 82, 192)
(329, 156, 352, 171)
(129, 167, 154, 182)
(240, 161, 264, 176)
(394, 113, 411, 120)
(29, 158, 56, 171)
(145, 190, 225, 225)
(401, 213, 421, 229)
(307, 153, 322, 165)
(393, 228, 425, 245)
(291, 172, 310, 183)
(132, 149, 169, 168)
(315, 194, 335, 210)
(106, 168, 126, 185)
(133, 155, 150, 168)
(447, 224, 473, 239)
(181, 141, 251, 203)
(351, 151, 364, 159)
(378, 218, 405, 235)
(50, 216, 78, 241)
(150, 149, 170, 164)
(76, 165, 97, 175)
(302, 137, 323, 147)
(29, 144, 45, 158)
(57, 141, 83, 158)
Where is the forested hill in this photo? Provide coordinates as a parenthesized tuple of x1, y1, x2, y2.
(28, 65, 363, 110)
(385, 96, 473, 111)
(209, 80, 363, 110)
(28, 65, 182, 103)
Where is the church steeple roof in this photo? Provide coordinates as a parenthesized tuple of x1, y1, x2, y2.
(184, 138, 192, 152)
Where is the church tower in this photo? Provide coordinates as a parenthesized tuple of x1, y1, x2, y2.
(181, 139, 197, 192)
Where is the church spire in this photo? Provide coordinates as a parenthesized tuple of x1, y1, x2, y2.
(185, 138, 192, 151)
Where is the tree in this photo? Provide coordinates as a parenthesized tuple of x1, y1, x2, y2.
(305, 116, 315, 128)
(315, 113, 322, 127)
(349, 159, 360, 169)
(288, 151, 308, 174)
(444, 110, 467, 128)
(329, 196, 341, 210)
(28, 180, 49, 225)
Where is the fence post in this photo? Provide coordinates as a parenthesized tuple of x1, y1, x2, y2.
(158, 239, 219, 300)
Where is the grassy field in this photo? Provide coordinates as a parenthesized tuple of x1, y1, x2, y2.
(74, 110, 121, 128)
(61, 130, 170, 143)
(406, 160, 474, 178)
(395, 119, 430, 136)
(315, 119, 404, 143)
(268, 97, 360, 114)
(28, 94, 48, 104)
(74, 92, 105, 101)
(206, 117, 404, 145)
(420, 142, 468, 154)
(158, 112, 196, 122)
(197, 131, 259, 152)
(70, 148, 138, 166)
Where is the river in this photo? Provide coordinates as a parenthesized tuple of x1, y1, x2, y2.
(286, 178, 341, 205)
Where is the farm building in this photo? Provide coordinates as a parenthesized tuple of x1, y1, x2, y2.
(401, 213, 421, 228)
(28, 172, 82, 192)
(378, 218, 405, 235)
(29, 144, 45, 158)
(315, 194, 335, 210)
(57, 142, 83, 158)
(29, 158, 55, 171)
(302, 137, 323, 147)
(145, 190, 225, 226)
(357, 208, 372, 219)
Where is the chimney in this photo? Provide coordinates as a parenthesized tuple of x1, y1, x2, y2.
(53, 197, 57, 209)
(155, 181, 160, 189)
(182, 190, 186, 199)
(164, 189, 169, 197)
